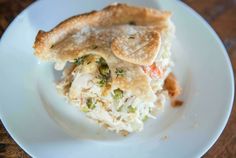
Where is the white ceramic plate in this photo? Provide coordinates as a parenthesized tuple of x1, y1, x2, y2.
(0, 0, 234, 157)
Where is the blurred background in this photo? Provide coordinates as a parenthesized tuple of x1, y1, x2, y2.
(0, 0, 235, 157)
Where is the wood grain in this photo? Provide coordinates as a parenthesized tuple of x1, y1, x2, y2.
(0, 0, 235, 157)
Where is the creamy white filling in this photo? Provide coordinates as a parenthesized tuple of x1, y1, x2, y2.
(56, 55, 169, 133)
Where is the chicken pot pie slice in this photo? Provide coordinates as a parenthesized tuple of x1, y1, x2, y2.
(33, 3, 180, 135)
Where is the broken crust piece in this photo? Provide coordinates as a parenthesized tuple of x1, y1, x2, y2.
(164, 73, 181, 98)
(33, 3, 171, 65)
(164, 73, 183, 107)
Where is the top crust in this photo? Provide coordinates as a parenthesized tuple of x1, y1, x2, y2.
(111, 30, 161, 65)
(33, 3, 171, 65)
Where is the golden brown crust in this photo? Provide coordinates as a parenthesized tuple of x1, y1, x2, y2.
(33, 3, 171, 63)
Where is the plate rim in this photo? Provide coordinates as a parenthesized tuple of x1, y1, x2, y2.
(0, 1, 39, 157)
(177, 1, 234, 157)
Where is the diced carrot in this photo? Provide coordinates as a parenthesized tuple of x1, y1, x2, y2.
(142, 64, 163, 78)
(151, 64, 162, 77)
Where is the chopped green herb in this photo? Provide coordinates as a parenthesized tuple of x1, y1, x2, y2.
(128, 106, 136, 113)
(96, 57, 106, 65)
(113, 88, 123, 100)
(142, 115, 149, 122)
(98, 59, 109, 76)
(99, 65, 110, 76)
(95, 57, 111, 87)
(98, 79, 106, 87)
(115, 68, 125, 77)
(97, 75, 107, 87)
(86, 98, 95, 109)
(74, 55, 88, 65)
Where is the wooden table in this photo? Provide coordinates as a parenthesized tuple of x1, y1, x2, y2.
(0, 0, 235, 157)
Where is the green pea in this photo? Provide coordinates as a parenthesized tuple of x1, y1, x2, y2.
(113, 88, 123, 100)
(128, 106, 136, 113)
(86, 98, 95, 109)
